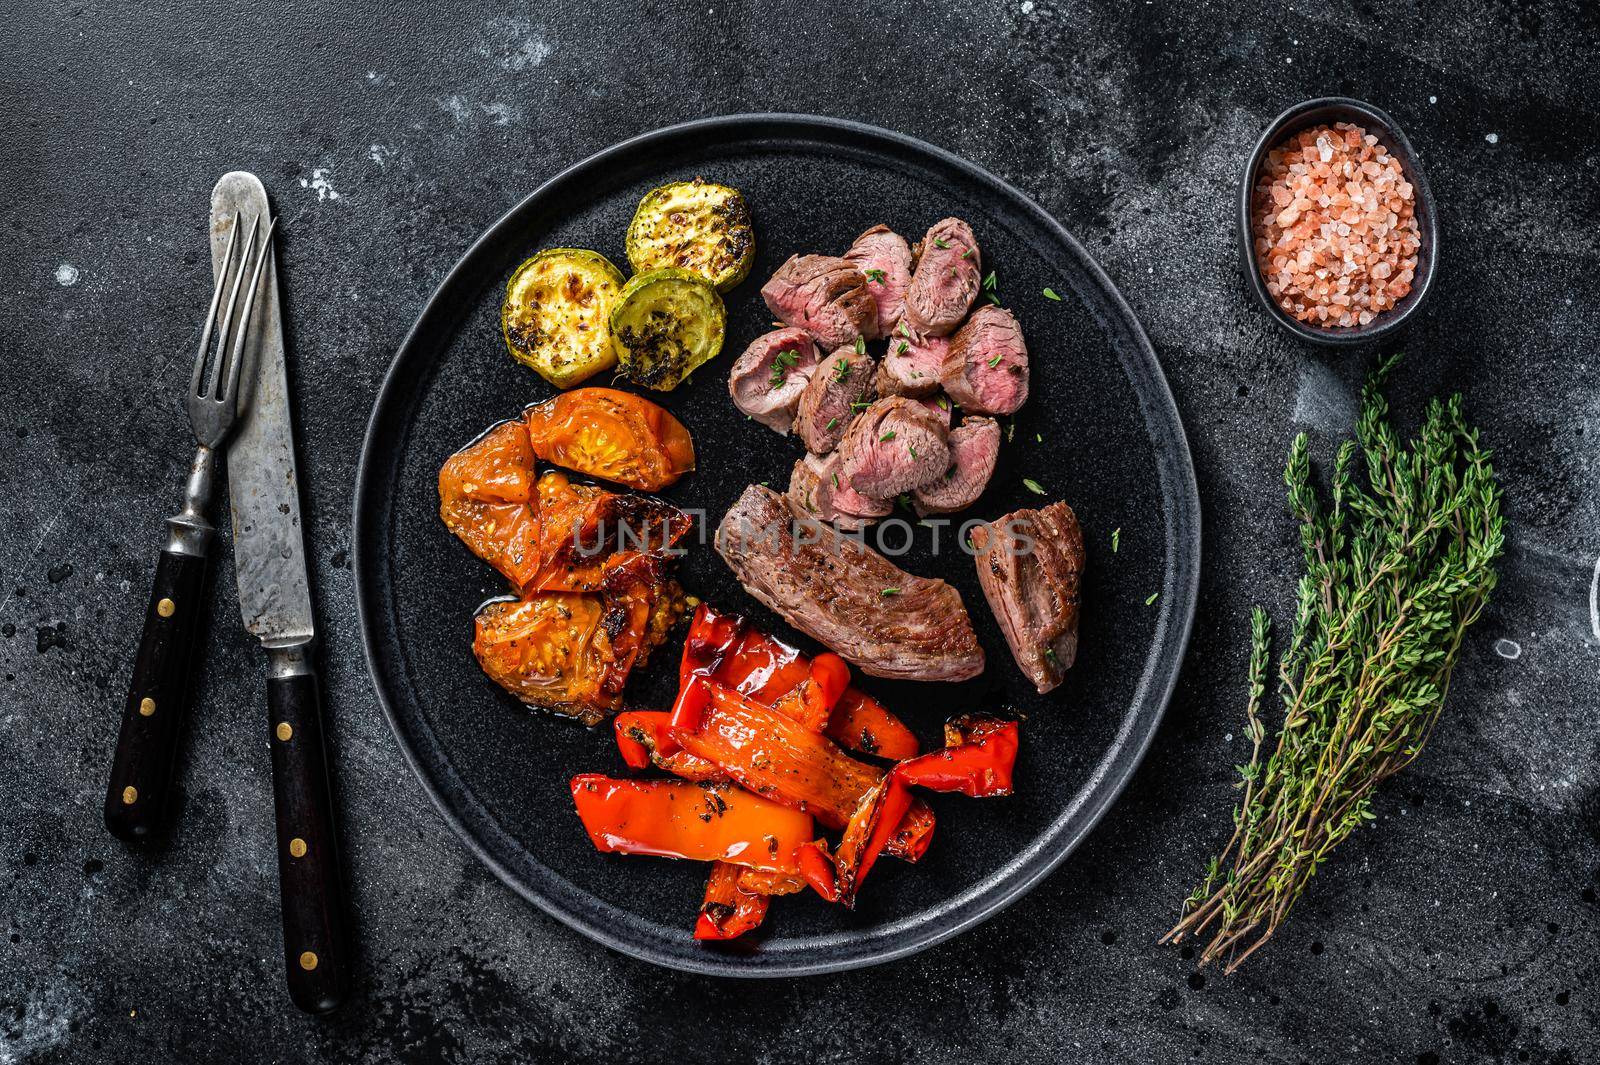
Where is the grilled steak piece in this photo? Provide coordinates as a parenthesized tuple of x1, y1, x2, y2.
(785, 453, 892, 531)
(715, 485, 985, 681)
(970, 500, 1084, 694)
(761, 254, 878, 350)
(875, 331, 949, 397)
(794, 347, 876, 454)
(940, 304, 1029, 416)
(914, 416, 1000, 516)
(837, 396, 951, 500)
(843, 224, 913, 337)
(728, 327, 820, 433)
(904, 217, 981, 337)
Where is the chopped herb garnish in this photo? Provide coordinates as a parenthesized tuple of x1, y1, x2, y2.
(769, 348, 800, 388)
(933, 237, 949, 249)
(1023, 477, 1046, 495)
(1111, 527, 1121, 552)
(832, 472, 840, 489)
(836, 357, 853, 382)
(1035, 433, 1042, 443)
(982, 270, 997, 290)
(908, 445, 918, 459)
(1006, 422, 1015, 442)
(854, 336, 866, 355)
(1042, 287, 1062, 301)
(852, 400, 872, 411)
(949, 267, 958, 279)
(936, 396, 950, 411)
(897, 320, 911, 337)
(864, 268, 886, 283)
(961, 247, 974, 259)
(984, 291, 1002, 306)
(896, 340, 909, 354)
(1145, 592, 1160, 606)
(826, 417, 839, 430)
(1043, 647, 1059, 663)
(897, 494, 913, 511)
(881, 587, 901, 596)
(987, 352, 1004, 368)
(880, 429, 897, 442)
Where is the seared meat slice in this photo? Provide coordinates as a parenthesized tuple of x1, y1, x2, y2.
(761, 254, 878, 350)
(715, 485, 985, 681)
(837, 396, 950, 500)
(913, 416, 1000, 516)
(794, 346, 876, 454)
(875, 331, 949, 397)
(940, 305, 1029, 416)
(904, 217, 981, 337)
(728, 327, 820, 433)
(785, 453, 892, 531)
(970, 501, 1084, 694)
(843, 224, 913, 337)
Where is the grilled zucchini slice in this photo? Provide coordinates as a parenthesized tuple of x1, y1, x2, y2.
(609, 268, 726, 391)
(502, 249, 625, 388)
(625, 179, 755, 292)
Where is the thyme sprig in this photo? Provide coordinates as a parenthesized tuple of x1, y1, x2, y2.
(1163, 355, 1504, 973)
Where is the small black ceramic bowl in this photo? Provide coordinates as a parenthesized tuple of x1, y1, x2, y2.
(1240, 96, 1438, 347)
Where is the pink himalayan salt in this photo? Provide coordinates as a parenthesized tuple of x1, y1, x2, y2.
(1251, 122, 1421, 328)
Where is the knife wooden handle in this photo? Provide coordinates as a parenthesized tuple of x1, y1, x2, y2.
(266, 665, 350, 1014)
(105, 547, 208, 841)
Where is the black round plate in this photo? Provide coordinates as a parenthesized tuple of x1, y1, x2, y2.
(353, 115, 1200, 976)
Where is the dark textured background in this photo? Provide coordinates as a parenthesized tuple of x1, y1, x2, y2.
(4, 0, 1597, 1061)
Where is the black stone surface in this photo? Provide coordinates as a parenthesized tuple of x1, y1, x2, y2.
(4, 1, 1596, 1061)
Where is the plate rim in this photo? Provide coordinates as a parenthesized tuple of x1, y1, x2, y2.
(352, 112, 1201, 977)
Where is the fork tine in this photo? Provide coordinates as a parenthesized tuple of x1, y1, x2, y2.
(191, 211, 245, 397)
(217, 216, 277, 408)
(210, 215, 261, 397)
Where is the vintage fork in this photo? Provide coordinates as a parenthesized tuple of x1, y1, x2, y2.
(105, 213, 277, 841)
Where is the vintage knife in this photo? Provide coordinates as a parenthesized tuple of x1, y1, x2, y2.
(210, 172, 349, 1015)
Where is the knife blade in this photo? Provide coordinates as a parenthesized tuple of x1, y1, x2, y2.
(210, 172, 349, 1015)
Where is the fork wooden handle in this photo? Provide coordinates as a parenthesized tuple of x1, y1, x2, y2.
(104, 545, 209, 841)
(266, 660, 350, 1014)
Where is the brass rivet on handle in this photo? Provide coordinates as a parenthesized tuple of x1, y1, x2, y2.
(289, 837, 308, 858)
(157, 597, 176, 618)
(139, 697, 156, 717)
(275, 722, 293, 742)
(299, 951, 319, 971)
(121, 786, 138, 805)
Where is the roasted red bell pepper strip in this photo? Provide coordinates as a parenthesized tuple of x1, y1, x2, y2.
(570, 774, 811, 873)
(825, 689, 920, 762)
(796, 840, 839, 902)
(770, 651, 850, 732)
(678, 605, 918, 760)
(832, 775, 915, 906)
(737, 867, 805, 896)
(670, 681, 935, 860)
(671, 681, 882, 829)
(612, 711, 723, 782)
(694, 860, 770, 940)
(894, 717, 1019, 798)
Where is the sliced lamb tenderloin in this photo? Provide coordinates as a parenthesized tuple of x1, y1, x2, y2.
(875, 330, 949, 397)
(715, 485, 984, 682)
(760, 254, 878, 350)
(904, 217, 981, 337)
(727, 328, 820, 433)
(843, 224, 913, 337)
(837, 396, 951, 500)
(970, 500, 1084, 694)
(916, 393, 952, 430)
(793, 346, 876, 454)
(786, 453, 892, 531)
(940, 304, 1029, 416)
(913, 416, 1000, 517)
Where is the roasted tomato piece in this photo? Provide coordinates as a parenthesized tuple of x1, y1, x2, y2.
(473, 594, 616, 724)
(524, 387, 695, 492)
(438, 420, 542, 587)
(569, 775, 811, 873)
